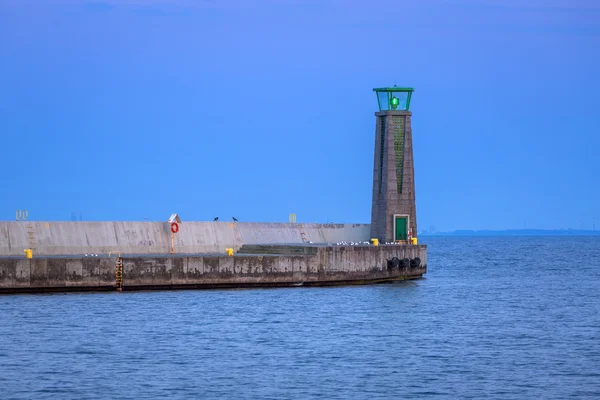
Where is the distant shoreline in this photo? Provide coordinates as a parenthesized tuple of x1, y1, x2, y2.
(420, 229, 600, 236)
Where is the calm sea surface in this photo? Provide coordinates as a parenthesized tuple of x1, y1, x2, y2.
(1, 236, 599, 399)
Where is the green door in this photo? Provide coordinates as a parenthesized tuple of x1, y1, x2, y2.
(395, 217, 407, 241)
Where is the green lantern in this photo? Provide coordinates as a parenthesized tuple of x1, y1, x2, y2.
(373, 85, 414, 111)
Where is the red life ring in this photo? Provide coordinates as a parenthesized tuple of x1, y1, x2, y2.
(171, 222, 179, 233)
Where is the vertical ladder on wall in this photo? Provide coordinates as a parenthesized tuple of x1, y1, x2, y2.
(299, 224, 308, 243)
(26, 224, 36, 251)
(115, 258, 123, 292)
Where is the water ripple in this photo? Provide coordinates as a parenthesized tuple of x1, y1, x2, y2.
(1, 236, 599, 399)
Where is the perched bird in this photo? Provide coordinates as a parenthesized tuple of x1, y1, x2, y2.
(214, 217, 219, 221)
(232, 217, 238, 222)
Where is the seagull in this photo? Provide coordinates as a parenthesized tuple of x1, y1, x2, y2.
(232, 217, 238, 222)
(214, 217, 219, 221)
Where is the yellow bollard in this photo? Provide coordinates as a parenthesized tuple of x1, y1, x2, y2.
(226, 248, 234, 257)
(411, 237, 418, 245)
(370, 238, 379, 247)
(24, 249, 32, 259)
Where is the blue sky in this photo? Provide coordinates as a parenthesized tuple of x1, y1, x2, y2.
(1, 0, 599, 231)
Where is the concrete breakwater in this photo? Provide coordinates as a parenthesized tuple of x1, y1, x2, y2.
(0, 244, 427, 294)
(0, 221, 370, 256)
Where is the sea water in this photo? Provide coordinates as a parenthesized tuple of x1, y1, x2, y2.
(1, 236, 599, 399)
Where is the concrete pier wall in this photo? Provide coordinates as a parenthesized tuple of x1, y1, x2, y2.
(0, 245, 427, 293)
(0, 221, 371, 256)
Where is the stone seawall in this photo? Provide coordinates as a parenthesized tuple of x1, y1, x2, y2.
(0, 245, 427, 294)
(0, 221, 370, 256)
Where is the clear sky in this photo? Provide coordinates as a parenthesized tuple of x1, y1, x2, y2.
(1, 0, 599, 231)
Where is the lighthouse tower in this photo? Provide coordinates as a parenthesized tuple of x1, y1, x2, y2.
(370, 86, 418, 243)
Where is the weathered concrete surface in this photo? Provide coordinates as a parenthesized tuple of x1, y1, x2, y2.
(0, 245, 427, 293)
(0, 257, 115, 291)
(0, 221, 370, 256)
(237, 244, 320, 255)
